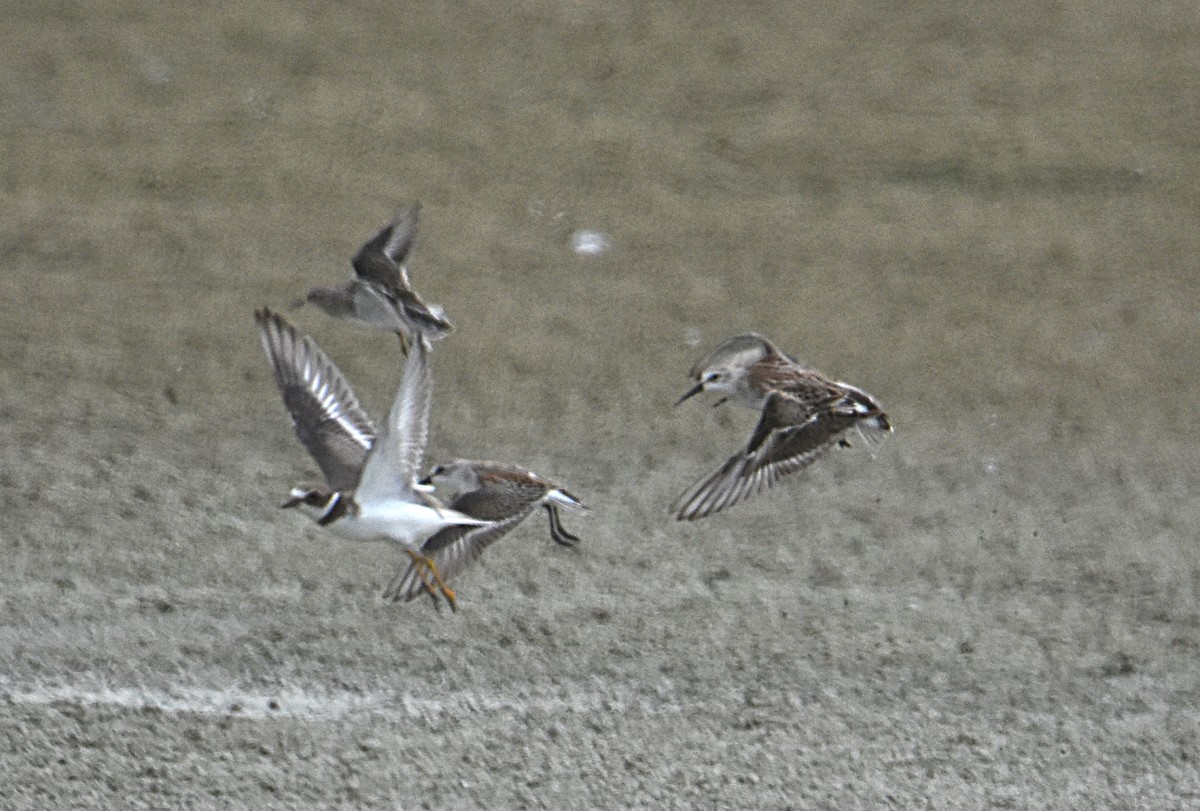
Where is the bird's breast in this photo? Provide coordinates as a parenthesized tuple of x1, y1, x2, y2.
(329, 499, 454, 546)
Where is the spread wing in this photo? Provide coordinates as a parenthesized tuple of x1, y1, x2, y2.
(255, 308, 375, 492)
(354, 334, 431, 504)
(349, 204, 452, 343)
(351, 204, 420, 290)
(381, 507, 535, 603)
(672, 391, 857, 521)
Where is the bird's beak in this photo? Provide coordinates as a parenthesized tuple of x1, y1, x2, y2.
(674, 381, 705, 407)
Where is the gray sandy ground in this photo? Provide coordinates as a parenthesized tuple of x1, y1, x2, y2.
(2, 2, 1197, 807)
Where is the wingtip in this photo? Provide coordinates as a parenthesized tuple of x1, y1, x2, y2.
(254, 306, 290, 331)
(671, 500, 709, 522)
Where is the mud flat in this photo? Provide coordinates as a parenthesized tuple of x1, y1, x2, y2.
(2, 2, 1196, 806)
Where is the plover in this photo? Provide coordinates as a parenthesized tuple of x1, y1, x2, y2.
(382, 460, 586, 606)
(293, 203, 453, 351)
(673, 333, 891, 521)
(255, 308, 486, 608)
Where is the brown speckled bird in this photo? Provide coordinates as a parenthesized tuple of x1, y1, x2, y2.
(383, 460, 586, 607)
(294, 203, 453, 352)
(673, 333, 891, 521)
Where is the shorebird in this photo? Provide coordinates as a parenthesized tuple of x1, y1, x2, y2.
(293, 203, 453, 352)
(254, 308, 486, 608)
(383, 460, 586, 606)
(672, 333, 891, 521)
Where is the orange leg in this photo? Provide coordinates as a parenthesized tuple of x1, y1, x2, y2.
(405, 549, 457, 612)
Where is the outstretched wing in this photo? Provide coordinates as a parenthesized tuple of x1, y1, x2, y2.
(354, 334, 432, 504)
(351, 203, 420, 290)
(381, 507, 535, 603)
(350, 205, 452, 344)
(255, 308, 375, 492)
(672, 391, 857, 521)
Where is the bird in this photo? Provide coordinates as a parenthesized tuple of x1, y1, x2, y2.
(254, 307, 486, 609)
(382, 460, 586, 606)
(672, 333, 891, 521)
(292, 203, 453, 352)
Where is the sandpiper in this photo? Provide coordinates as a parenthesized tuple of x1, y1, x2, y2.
(672, 333, 891, 521)
(293, 203, 453, 352)
(255, 308, 486, 608)
(382, 460, 586, 606)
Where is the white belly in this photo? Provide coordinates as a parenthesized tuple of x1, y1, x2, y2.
(328, 499, 473, 547)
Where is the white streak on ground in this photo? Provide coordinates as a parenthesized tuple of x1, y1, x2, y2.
(0, 674, 697, 723)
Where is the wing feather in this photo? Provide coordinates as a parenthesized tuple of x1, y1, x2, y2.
(382, 508, 533, 603)
(673, 391, 856, 521)
(255, 309, 375, 492)
(355, 334, 431, 504)
(351, 206, 419, 289)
